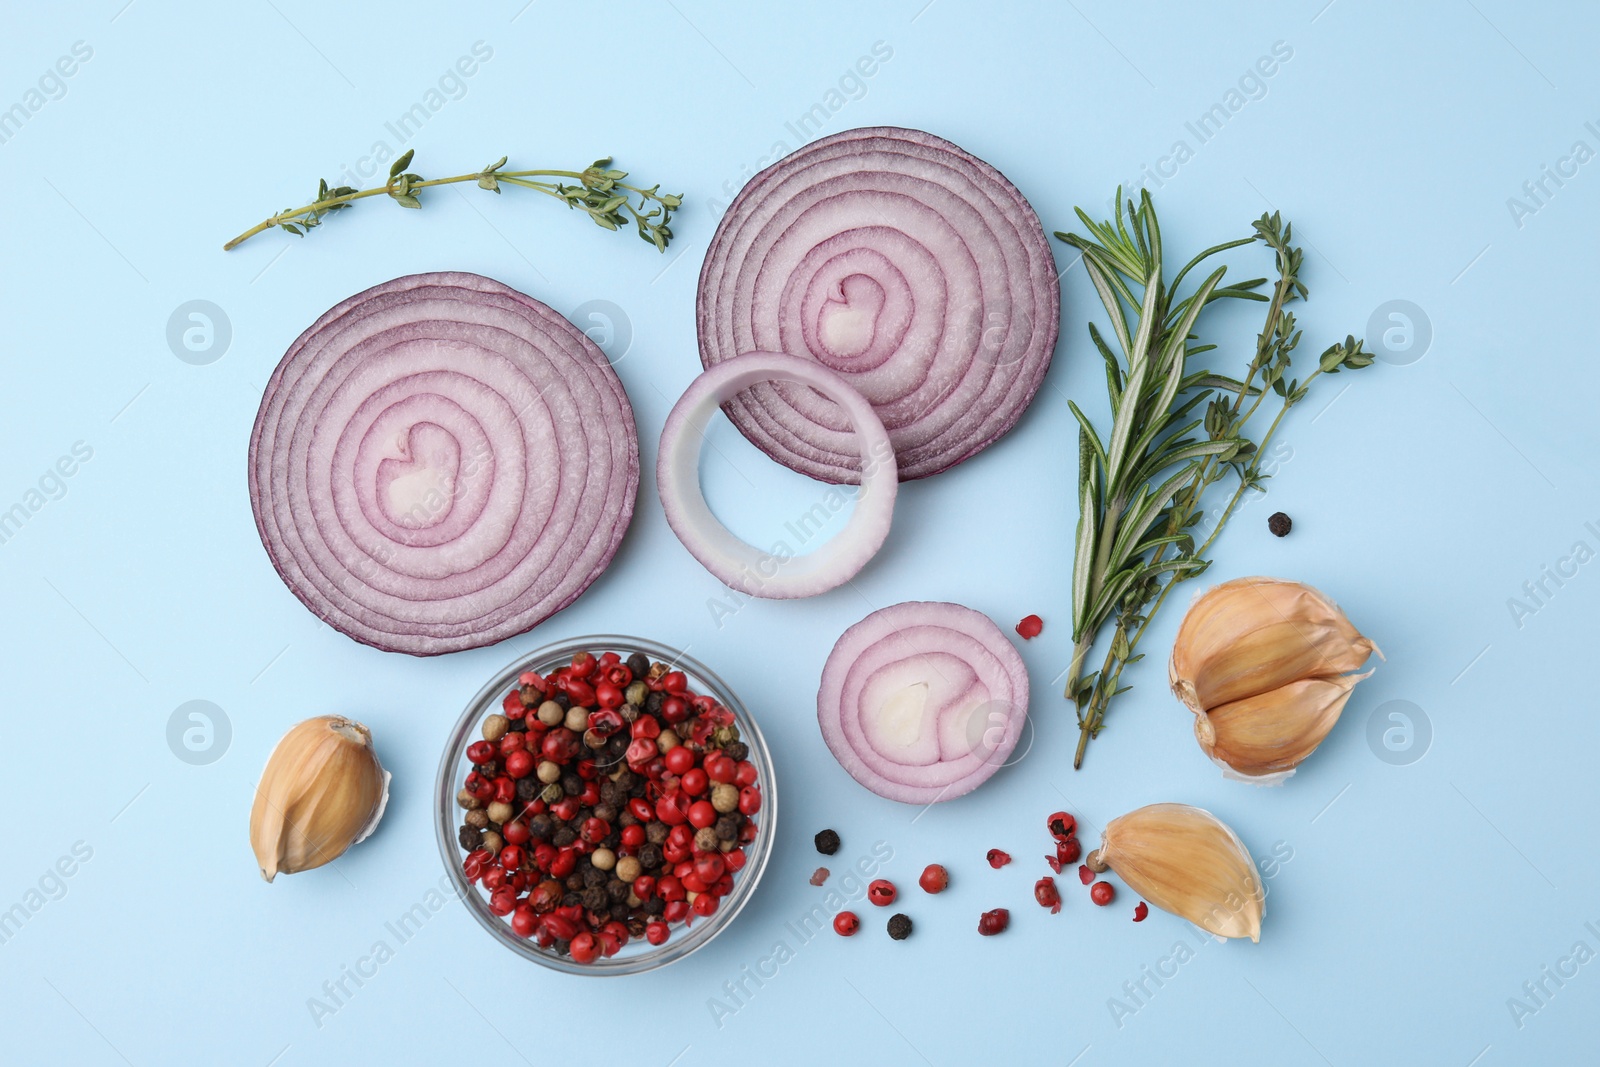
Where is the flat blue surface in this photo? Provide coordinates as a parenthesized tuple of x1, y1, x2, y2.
(2, 1, 1595, 1064)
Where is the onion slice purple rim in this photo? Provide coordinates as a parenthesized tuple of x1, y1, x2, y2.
(818, 601, 1028, 804)
(248, 272, 639, 656)
(657, 351, 896, 599)
(697, 126, 1060, 483)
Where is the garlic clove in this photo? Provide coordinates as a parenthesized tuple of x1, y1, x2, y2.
(1195, 672, 1370, 781)
(250, 716, 387, 882)
(1169, 576, 1379, 713)
(1087, 803, 1264, 942)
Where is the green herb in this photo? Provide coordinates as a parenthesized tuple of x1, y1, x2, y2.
(1056, 189, 1374, 769)
(223, 151, 681, 252)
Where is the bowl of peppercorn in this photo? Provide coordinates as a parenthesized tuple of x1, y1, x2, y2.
(435, 635, 776, 974)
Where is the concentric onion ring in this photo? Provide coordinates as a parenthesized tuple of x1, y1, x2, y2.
(657, 351, 896, 599)
(249, 272, 639, 655)
(698, 126, 1061, 482)
(818, 601, 1029, 804)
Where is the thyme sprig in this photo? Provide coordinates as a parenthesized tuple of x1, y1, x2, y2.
(223, 151, 681, 252)
(1057, 190, 1374, 769)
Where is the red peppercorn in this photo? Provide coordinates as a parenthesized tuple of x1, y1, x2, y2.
(919, 864, 949, 894)
(594, 681, 623, 709)
(664, 745, 695, 776)
(501, 690, 524, 716)
(660, 696, 689, 724)
(692, 893, 718, 917)
(533, 843, 557, 871)
(463, 850, 489, 883)
(1047, 811, 1076, 841)
(738, 786, 761, 815)
(738, 821, 758, 844)
(833, 911, 860, 936)
(465, 771, 494, 802)
(504, 749, 535, 779)
(633, 875, 656, 900)
(734, 761, 758, 787)
(510, 904, 536, 938)
(663, 670, 688, 694)
(978, 908, 1010, 936)
(646, 921, 670, 946)
(481, 866, 507, 891)
(724, 848, 747, 872)
(986, 849, 1012, 869)
(656, 875, 685, 902)
(619, 824, 645, 851)
(704, 753, 736, 784)
(588, 707, 623, 738)
(467, 740, 495, 764)
(712, 874, 734, 898)
(867, 879, 897, 906)
(488, 886, 517, 916)
(1079, 864, 1095, 886)
(1055, 837, 1082, 866)
(688, 800, 718, 829)
(549, 847, 577, 880)
(694, 855, 725, 883)
(552, 797, 581, 822)
(656, 792, 690, 826)
(1090, 881, 1115, 906)
(492, 777, 516, 804)
(1015, 614, 1043, 639)
(570, 651, 596, 676)
(606, 665, 631, 687)
(519, 670, 542, 688)
(580, 817, 610, 844)
(579, 781, 600, 806)
(1034, 876, 1062, 914)
(680, 870, 707, 894)
(541, 727, 579, 763)
(663, 900, 691, 924)
(564, 679, 596, 707)
(1133, 901, 1149, 922)
(569, 931, 599, 964)
(498, 844, 524, 871)
(627, 737, 658, 769)
(631, 716, 661, 740)
(628, 798, 654, 823)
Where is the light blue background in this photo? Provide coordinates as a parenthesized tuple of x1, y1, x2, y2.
(1, 1, 1594, 1063)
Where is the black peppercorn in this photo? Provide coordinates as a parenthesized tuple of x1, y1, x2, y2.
(887, 913, 912, 940)
(725, 741, 749, 762)
(610, 901, 631, 921)
(552, 690, 571, 709)
(626, 652, 650, 679)
(645, 822, 670, 846)
(562, 774, 584, 796)
(515, 776, 541, 803)
(607, 879, 630, 902)
(553, 938, 571, 956)
(615, 770, 638, 793)
(644, 896, 666, 916)
(553, 827, 577, 848)
(606, 735, 630, 760)
(478, 759, 500, 778)
(638, 843, 663, 870)
(1268, 511, 1292, 537)
(626, 917, 648, 938)
(582, 886, 608, 912)
(592, 802, 617, 824)
(508, 718, 528, 732)
(583, 865, 608, 888)
(645, 690, 664, 715)
(457, 825, 483, 850)
(815, 829, 841, 855)
(715, 814, 740, 842)
(598, 781, 619, 806)
(528, 813, 554, 840)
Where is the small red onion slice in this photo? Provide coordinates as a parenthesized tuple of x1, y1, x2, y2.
(818, 601, 1029, 804)
(698, 126, 1060, 482)
(248, 272, 638, 655)
(657, 351, 896, 599)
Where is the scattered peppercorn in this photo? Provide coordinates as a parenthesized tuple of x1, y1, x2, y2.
(1015, 614, 1043, 639)
(1034, 876, 1062, 914)
(833, 911, 860, 936)
(458, 825, 483, 850)
(978, 908, 1010, 936)
(1090, 881, 1115, 906)
(810, 867, 830, 887)
(918, 864, 949, 894)
(1133, 901, 1149, 922)
(1268, 511, 1292, 537)
(886, 913, 913, 940)
(867, 879, 897, 906)
(1078, 864, 1095, 886)
(986, 848, 1012, 869)
(814, 829, 841, 855)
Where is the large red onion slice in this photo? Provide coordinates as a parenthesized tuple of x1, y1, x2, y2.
(657, 351, 896, 599)
(818, 601, 1029, 804)
(698, 126, 1060, 482)
(249, 272, 639, 655)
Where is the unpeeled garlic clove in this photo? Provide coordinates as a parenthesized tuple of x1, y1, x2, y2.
(1195, 672, 1371, 781)
(250, 716, 389, 882)
(1169, 577, 1378, 714)
(1087, 803, 1263, 942)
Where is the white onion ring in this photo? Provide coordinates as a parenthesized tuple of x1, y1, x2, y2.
(818, 601, 1028, 804)
(656, 351, 896, 599)
(248, 272, 639, 655)
(698, 126, 1060, 482)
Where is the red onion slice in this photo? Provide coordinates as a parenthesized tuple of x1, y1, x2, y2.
(698, 126, 1060, 482)
(249, 272, 638, 655)
(657, 351, 896, 599)
(818, 601, 1029, 804)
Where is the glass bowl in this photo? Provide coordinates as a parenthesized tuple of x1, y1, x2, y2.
(435, 635, 777, 975)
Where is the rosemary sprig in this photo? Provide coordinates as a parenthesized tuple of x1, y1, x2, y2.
(223, 150, 682, 252)
(1056, 190, 1374, 769)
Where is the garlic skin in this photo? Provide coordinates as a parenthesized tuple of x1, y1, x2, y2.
(250, 716, 389, 882)
(1170, 577, 1379, 781)
(1087, 803, 1264, 942)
